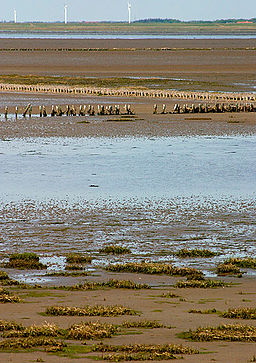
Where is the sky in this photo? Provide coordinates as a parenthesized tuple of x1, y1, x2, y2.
(1, 0, 255, 23)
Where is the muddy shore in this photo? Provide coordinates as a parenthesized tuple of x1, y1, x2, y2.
(0, 39, 255, 93)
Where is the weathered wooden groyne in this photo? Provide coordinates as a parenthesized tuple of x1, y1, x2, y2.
(0, 83, 255, 103)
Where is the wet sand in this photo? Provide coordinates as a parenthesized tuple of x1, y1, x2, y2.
(0, 94, 256, 138)
(0, 276, 255, 363)
(0, 39, 255, 92)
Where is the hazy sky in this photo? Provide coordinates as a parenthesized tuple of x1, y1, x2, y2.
(1, 0, 255, 23)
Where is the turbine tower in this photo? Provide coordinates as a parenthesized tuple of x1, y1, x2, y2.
(64, 5, 68, 24)
(128, 2, 131, 24)
(14, 9, 17, 24)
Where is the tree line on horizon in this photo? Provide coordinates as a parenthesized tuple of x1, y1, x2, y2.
(134, 18, 256, 24)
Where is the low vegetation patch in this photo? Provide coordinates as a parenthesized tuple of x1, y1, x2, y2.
(100, 245, 131, 255)
(2, 322, 63, 338)
(106, 262, 203, 279)
(160, 292, 180, 298)
(66, 253, 92, 264)
(0, 287, 22, 303)
(4, 253, 47, 270)
(175, 278, 228, 288)
(0, 320, 24, 332)
(48, 271, 89, 277)
(189, 309, 217, 314)
(66, 279, 150, 291)
(104, 279, 150, 290)
(217, 263, 241, 275)
(67, 322, 119, 340)
(91, 343, 199, 361)
(0, 336, 66, 351)
(121, 320, 164, 329)
(222, 308, 256, 320)
(224, 258, 256, 269)
(45, 304, 138, 317)
(183, 324, 256, 342)
(65, 264, 84, 271)
(0, 272, 24, 287)
(175, 249, 217, 258)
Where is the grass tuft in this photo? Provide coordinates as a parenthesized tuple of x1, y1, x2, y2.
(160, 292, 180, 298)
(65, 264, 84, 271)
(100, 245, 131, 255)
(189, 309, 217, 314)
(66, 253, 92, 264)
(2, 323, 63, 338)
(217, 263, 241, 275)
(4, 253, 47, 270)
(91, 343, 199, 361)
(121, 320, 164, 329)
(47, 271, 90, 277)
(175, 249, 217, 258)
(45, 304, 138, 317)
(67, 322, 119, 340)
(175, 278, 227, 288)
(0, 336, 66, 351)
(222, 308, 256, 320)
(106, 262, 203, 279)
(224, 258, 256, 269)
(183, 324, 256, 342)
(66, 279, 150, 291)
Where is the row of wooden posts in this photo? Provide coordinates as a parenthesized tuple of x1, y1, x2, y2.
(0, 83, 255, 102)
(154, 103, 256, 114)
(1, 104, 134, 118)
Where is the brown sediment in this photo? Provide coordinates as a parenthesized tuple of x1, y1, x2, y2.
(0, 276, 254, 362)
(0, 95, 256, 138)
(0, 39, 255, 92)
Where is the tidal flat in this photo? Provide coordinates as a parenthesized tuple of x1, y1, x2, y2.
(0, 36, 255, 363)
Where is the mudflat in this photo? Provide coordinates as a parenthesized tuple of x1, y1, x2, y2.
(0, 39, 255, 93)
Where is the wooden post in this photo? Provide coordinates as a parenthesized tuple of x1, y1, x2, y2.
(4, 106, 8, 119)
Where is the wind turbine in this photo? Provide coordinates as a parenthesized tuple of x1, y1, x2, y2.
(128, 2, 131, 24)
(14, 9, 17, 23)
(64, 5, 68, 24)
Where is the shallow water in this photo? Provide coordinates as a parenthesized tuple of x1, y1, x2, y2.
(0, 32, 255, 39)
(0, 136, 255, 201)
(1, 135, 256, 282)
